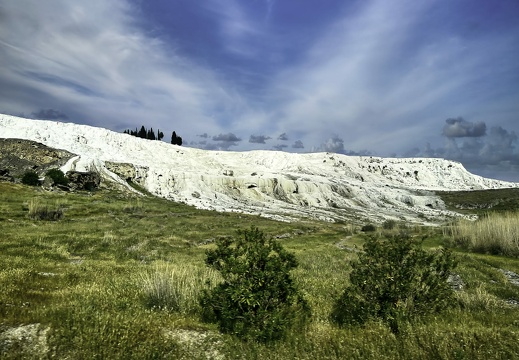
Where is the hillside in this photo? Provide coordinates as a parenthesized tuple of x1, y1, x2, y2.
(1, 114, 517, 224)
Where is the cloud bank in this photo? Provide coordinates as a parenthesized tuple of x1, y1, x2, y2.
(0, 0, 518, 180)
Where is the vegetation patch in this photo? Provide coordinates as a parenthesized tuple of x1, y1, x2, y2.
(141, 263, 220, 314)
(45, 168, 68, 186)
(27, 198, 64, 221)
(21, 171, 40, 186)
(200, 226, 311, 342)
(439, 188, 519, 214)
(0, 182, 518, 359)
(450, 211, 519, 257)
(331, 234, 457, 333)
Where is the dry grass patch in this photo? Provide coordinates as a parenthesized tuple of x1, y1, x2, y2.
(141, 262, 221, 314)
(451, 212, 519, 257)
(27, 198, 64, 221)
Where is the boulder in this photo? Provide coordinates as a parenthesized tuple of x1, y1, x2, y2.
(105, 161, 136, 181)
(66, 171, 101, 191)
(0, 168, 14, 182)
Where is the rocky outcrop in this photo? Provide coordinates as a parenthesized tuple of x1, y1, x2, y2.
(0, 138, 75, 180)
(66, 171, 101, 190)
(0, 168, 14, 182)
(105, 161, 136, 181)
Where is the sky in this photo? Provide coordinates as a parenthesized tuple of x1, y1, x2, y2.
(1, 0, 518, 181)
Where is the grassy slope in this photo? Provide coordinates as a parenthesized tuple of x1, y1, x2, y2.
(0, 182, 518, 359)
(438, 188, 519, 214)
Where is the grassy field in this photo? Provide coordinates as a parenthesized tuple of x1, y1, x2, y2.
(1, 182, 518, 359)
(438, 188, 519, 214)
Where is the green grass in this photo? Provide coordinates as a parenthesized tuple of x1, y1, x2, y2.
(1, 182, 518, 359)
(438, 187, 519, 214)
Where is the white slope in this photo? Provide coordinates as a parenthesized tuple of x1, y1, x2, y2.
(1, 114, 517, 224)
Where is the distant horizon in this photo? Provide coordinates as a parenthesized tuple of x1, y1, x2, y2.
(1, 0, 518, 181)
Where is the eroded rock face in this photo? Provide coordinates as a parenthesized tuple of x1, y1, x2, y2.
(2, 115, 518, 224)
(0, 138, 75, 180)
(0, 168, 13, 182)
(105, 161, 136, 181)
(66, 171, 101, 190)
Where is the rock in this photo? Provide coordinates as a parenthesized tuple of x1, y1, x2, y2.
(0, 168, 13, 182)
(66, 171, 101, 190)
(105, 161, 136, 181)
(447, 274, 465, 291)
(0, 323, 49, 357)
(499, 269, 519, 287)
(0, 138, 75, 180)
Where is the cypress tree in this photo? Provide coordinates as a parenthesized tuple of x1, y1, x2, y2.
(138, 125, 147, 138)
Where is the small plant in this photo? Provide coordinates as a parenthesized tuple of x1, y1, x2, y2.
(21, 171, 40, 186)
(123, 198, 143, 212)
(46, 168, 69, 186)
(331, 234, 456, 333)
(199, 226, 310, 342)
(361, 223, 376, 232)
(28, 198, 64, 221)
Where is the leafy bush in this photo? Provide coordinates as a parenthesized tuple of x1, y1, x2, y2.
(46, 168, 69, 186)
(331, 234, 456, 333)
(200, 226, 310, 342)
(361, 224, 376, 232)
(21, 171, 40, 186)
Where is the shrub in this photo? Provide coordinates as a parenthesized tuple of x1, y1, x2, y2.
(199, 226, 310, 342)
(28, 198, 64, 221)
(331, 234, 456, 333)
(361, 224, 376, 232)
(21, 171, 40, 186)
(46, 168, 69, 186)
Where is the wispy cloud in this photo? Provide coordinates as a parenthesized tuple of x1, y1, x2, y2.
(268, 0, 519, 157)
(0, 0, 238, 136)
(1, 0, 517, 180)
(202, 0, 262, 57)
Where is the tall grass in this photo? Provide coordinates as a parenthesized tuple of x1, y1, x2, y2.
(140, 262, 221, 314)
(27, 198, 64, 221)
(451, 212, 519, 257)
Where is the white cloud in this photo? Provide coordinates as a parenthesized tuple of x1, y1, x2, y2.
(0, 0, 239, 137)
(266, 0, 519, 156)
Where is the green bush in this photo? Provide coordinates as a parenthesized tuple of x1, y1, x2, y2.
(331, 234, 456, 333)
(361, 224, 376, 232)
(199, 226, 310, 342)
(46, 168, 69, 186)
(21, 171, 40, 186)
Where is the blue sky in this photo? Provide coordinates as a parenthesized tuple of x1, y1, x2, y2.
(1, 0, 518, 181)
